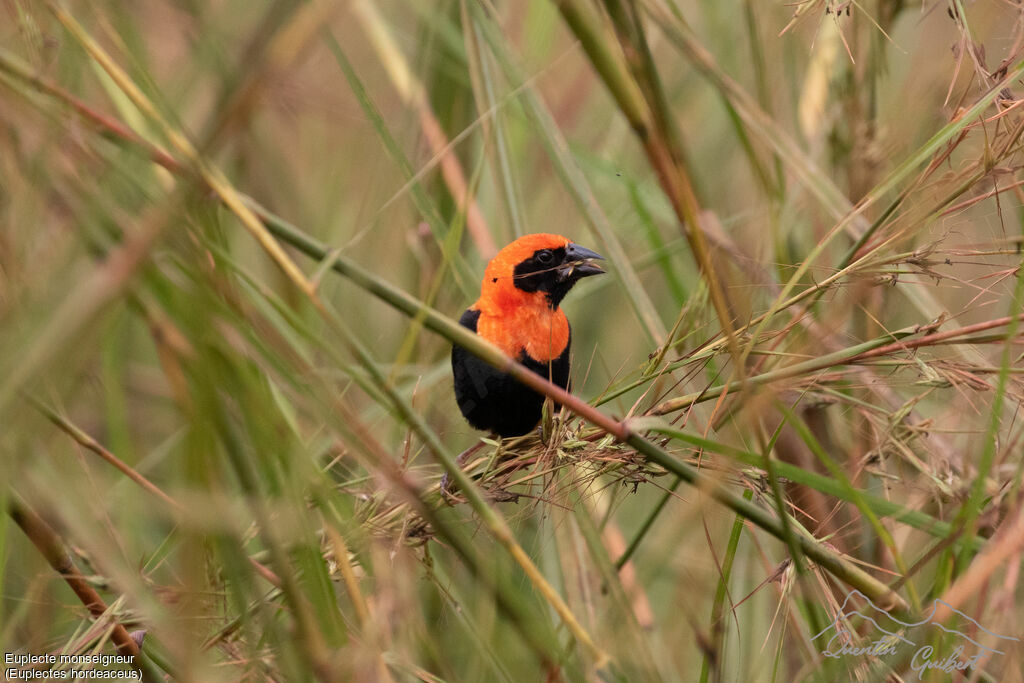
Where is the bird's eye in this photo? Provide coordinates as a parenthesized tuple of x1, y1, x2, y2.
(536, 250, 554, 265)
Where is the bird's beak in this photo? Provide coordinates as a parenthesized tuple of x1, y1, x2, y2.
(559, 243, 606, 280)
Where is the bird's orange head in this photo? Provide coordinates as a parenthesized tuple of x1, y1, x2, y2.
(470, 233, 604, 361)
(477, 233, 605, 314)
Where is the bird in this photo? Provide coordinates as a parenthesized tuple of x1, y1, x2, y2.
(451, 233, 605, 439)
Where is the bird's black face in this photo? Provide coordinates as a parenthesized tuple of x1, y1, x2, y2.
(512, 242, 605, 307)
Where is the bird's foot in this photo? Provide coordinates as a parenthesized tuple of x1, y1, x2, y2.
(487, 489, 520, 504)
(440, 439, 488, 502)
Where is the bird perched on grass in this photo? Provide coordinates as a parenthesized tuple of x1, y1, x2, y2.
(451, 233, 605, 439)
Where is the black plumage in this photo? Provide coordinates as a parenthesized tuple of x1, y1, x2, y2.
(451, 308, 571, 437)
(449, 235, 604, 443)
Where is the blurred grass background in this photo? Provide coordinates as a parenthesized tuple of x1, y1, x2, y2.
(2, 0, 1024, 680)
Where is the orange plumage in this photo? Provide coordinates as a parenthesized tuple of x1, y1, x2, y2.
(474, 233, 572, 362)
(451, 233, 605, 437)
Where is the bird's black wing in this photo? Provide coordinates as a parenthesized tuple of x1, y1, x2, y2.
(451, 309, 571, 437)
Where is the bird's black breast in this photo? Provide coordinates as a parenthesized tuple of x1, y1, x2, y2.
(451, 308, 571, 437)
